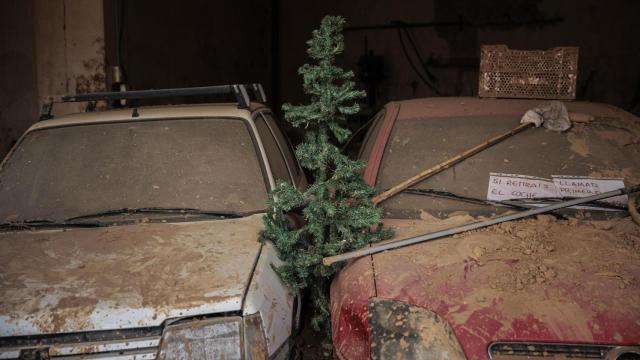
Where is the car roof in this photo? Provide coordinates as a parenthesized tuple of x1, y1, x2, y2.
(28, 102, 267, 132)
(364, 97, 639, 185)
(393, 97, 634, 121)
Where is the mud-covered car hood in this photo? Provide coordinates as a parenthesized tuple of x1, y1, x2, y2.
(373, 213, 640, 358)
(0, 214, 265, 337)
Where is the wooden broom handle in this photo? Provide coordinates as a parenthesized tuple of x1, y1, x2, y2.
(372, 122, 534, 205)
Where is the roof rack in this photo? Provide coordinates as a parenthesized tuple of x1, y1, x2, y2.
(40, 83, 267, 120)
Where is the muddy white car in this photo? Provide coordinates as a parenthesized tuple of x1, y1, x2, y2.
(0, 85, 306, 359)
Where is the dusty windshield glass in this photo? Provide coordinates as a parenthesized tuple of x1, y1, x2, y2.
(377, 115, 640, 218)
(0, 118, 268, 222)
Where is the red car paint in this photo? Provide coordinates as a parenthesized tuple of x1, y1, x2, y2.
(331, 97, 640, 360)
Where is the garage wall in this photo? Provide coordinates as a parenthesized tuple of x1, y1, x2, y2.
(0, 0, 105, 158)
(77, 0, 640, 119)
(0, 1, 39, 158)
(277, 0, 640, 116)
(34, 0, 106, 116)
(109, 0, 275, 106)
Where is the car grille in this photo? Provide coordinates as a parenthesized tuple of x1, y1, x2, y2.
(489, 342, 640, 360)
(0, 327, 162, 360)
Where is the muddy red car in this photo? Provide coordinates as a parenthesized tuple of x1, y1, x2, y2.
(331, 97, 640, 360)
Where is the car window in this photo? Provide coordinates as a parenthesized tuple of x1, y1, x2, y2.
(0, 118, 268, 222)
(254, 113, 294, 185)
(376, 115, 640, 218)
(262, 113, 304, 183)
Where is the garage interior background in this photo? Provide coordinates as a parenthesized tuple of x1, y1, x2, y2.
(2, 0, 640, 158)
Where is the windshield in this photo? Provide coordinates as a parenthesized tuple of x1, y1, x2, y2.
(376, 115, 640, 218)
(0, 118, 268, 223)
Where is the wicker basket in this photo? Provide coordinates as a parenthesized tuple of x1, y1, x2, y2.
(478, 45, 579, 100)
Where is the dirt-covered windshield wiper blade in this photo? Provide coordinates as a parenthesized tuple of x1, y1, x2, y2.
(402, 188, 626, 211)
(66, 207, 247, 222)
(402, 188, 531, 210)
(0, 219, 106, 231)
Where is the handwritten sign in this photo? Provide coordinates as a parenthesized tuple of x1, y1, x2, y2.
(486, 172, 627, 209)
(487, 173, 559, 202)
(552, 175, 627, 206)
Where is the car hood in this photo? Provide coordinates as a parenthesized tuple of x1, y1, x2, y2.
(0, 214, 265, 337)
(374, 212, 640, 358)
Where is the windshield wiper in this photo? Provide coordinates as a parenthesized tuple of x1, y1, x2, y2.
(65, 207, 247, 222)
(0, 219, 106, 231)
(402, 188, 626, 211)
(402, 188, 531, 210)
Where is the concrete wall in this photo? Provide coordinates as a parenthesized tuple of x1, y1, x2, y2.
(0, 0, 105, 158)
(34, 0, 106, 116)
(0, 1, 39, 157)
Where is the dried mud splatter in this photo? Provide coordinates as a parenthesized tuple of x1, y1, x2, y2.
(375, 212, 640, 344)
(0, 214, 265, 333)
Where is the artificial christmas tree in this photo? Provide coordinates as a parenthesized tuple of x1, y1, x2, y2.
(260, 15, 391, 348)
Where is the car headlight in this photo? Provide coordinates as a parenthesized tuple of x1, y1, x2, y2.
(368, 298, 467, 360)
(157, 314, 268, 360)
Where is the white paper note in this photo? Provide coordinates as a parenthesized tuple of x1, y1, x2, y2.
(552, 175, 627, 206)
(487, 173, 559, 202)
